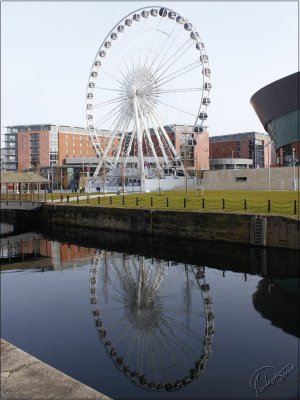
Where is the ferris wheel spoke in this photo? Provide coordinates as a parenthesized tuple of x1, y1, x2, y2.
(141, 16, 163, 70)
(155, 60, 201, 89)
(93, 101, 127, 130)
(101, 69, 125, 87)
(155, 87, 203, 94)
(155, 98, 198, 118)
(93, 96, 126, 109)
(147, 16, 180, 75)
(149, 324, 187, 375)
(157, 317, 198, 361)
(95, 86, 124, 93)
(153, 38, 193, 82)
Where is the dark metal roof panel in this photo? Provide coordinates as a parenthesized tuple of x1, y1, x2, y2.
(250, 72, 299, 130)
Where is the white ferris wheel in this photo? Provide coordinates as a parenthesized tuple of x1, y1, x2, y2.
(86, 6, 211, 189)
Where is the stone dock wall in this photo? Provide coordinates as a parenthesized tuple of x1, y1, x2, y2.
(41, 205, 299, 250)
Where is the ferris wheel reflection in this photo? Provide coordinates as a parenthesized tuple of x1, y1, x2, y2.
(90, 251, 214, 392)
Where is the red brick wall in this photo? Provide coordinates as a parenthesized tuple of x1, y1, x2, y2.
(17, 132, 31, 171)
(58, 132, 96, 164)
(39, 131, 50, 166)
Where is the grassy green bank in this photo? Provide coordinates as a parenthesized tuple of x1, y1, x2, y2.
(50, 190, 299, 217)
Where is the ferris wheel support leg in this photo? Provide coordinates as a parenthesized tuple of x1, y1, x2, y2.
(133, 97, 146, 192)
(148, 111, 169, 166)
(136, 102, 161, 170)
(93, 109, 127, 177)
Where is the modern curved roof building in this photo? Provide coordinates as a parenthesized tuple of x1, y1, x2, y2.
(250, 72, 299, 151)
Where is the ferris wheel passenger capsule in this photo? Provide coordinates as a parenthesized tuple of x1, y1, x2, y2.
(104, 41, 111, 48)
(184, 22, 192, 31)
(204, 82, 212, 90)
(190, 31, 200, 40)
(159, 8, 167, 17)
(117, 25, 124, 33)
(141, 10, 149, 18)
(89, 124, 95, 130)
(194, 126, 204, 133)
(203, 68, 211, 76)
(133, 14, 140, 21)
(150, 9, 158, 17)
(200, 54, 209, 63)
(99, 51, 106, 58)
(94, 60, 101, 67)
(125, 19, 132, 26)
(88, 82, 95, 88)
(91, 71, 98, 78)
(110, 32, 117, 40)
(199, 112, 208, 120)
(87, 115, 93, 120)
(87, 93, 94, 99)
(202, 97, 210, 105)
(188, 138, 197, 146)
(196, 42, 205, 50)
(176, 15, 185, 24)
(168, 11, 176, 19)
(87, 104, 93, 110)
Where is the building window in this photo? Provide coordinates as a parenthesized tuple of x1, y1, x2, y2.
(236, 177, 247, 182)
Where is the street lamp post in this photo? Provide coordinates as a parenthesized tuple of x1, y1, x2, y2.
(264, 140, 271, 190)
(60, 168, 63, 192)
(183, 137, 188, 200)
(51, 163, 54, 192)
(292, 147, 296, 191)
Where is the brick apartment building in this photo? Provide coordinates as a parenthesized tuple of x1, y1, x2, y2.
(3, 124, 101, 171)
(209, 131, 273, 170)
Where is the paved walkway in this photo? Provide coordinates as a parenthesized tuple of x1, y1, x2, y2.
(1, 339, 112, 399)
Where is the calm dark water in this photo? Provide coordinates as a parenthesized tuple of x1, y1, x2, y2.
(1, 226, 299, 400)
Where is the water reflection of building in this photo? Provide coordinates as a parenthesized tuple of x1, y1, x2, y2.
(0, 233, 95, 270)
(252, 277, 299, 338)
(90, 250, 214, 392)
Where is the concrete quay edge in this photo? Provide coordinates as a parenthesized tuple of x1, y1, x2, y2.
(1, 338, 112, 400)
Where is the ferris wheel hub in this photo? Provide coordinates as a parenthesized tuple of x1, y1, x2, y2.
(127, 84, 137, 99)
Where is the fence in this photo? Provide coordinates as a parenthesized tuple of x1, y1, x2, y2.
(0, 192, 46, 203)
(63, 195, 298, 216)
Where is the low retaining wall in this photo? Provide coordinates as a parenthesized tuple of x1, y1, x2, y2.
(43, 205, 299, 250)
(202, 166, 299, 190)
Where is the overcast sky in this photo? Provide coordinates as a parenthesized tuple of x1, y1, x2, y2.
(1, 1, 298, 140)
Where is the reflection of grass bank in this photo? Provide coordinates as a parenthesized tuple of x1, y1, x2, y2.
(0, 257, 52, 271)
(71, 190, 299, 217)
